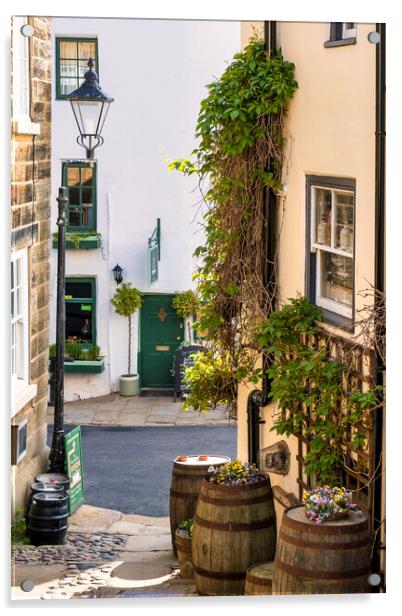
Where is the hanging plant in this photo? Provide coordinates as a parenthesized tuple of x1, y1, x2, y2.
(172, 290, 199, 318)
(170, 38, 298, 411)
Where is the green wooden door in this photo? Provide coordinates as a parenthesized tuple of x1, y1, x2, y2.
(140, 294, 184, 388)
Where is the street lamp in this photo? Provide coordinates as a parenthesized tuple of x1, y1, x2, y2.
(68, 58, 114, 160)
(48, 63, 114, 473)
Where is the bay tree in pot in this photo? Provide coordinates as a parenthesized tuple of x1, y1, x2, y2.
(111, 282, 142, 396)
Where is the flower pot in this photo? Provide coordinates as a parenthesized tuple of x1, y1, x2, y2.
(175, 529, 193, 578)
(119, 374, 139, 396)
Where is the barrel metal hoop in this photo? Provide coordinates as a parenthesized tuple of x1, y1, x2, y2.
(279, 529, 369, 551)
(194, 513, 275, 532)
(274, 558, 370, 580)
(246, 573, 273, 586)
(199, 493, 272, 506)
(283, 514, 368, 535)
(170, 489, 199, 499)
(193, 564, 245, 581)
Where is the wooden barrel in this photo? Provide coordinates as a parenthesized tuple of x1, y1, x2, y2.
(27, 492, 69, 546)
(192, 476, 276, 596)
(244, 561, 274, 595)
(272, 505, 371, 595)
(169, 454, 230, 556)
(175, 530, 193, 579)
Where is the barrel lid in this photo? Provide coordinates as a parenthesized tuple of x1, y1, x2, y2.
(35, 473, 69, 483)
(173, 455, 230, 466)
(246, 561, 275, 577)
(31, 482, 64, 491)
(285, 504, 368, 529)
(33, 492, 68, 502)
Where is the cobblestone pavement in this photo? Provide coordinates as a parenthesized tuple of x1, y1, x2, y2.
(11, 505, 196, 600)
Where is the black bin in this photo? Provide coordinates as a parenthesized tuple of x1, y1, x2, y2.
(28, 492, 69, 546)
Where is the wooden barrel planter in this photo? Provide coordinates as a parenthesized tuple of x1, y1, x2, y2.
(244, 561, 274, 595)
(272, 505, 371, 595)
(169, 455, 230, 556)
(27, 492, 69, 546)
(192, 476, 276, 596)
(175, 530, 193, 579)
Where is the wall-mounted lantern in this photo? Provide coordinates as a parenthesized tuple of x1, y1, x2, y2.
(112, 263, 123, 285)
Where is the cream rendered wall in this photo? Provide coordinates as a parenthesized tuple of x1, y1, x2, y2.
(50, 18, 240, 400)
(237, 22, 377, 506)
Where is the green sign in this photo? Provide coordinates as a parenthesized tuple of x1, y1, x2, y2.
(64, 426, 85, 514)
(148, 218, 161, 285)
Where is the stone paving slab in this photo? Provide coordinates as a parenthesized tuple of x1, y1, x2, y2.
(69, 504, 122, 533)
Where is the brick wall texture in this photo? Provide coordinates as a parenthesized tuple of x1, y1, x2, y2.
(11, 16, 52, 512)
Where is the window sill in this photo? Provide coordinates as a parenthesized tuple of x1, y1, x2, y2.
(12, 117, 41, 136)
(324, 37, 357, 48)
(52, 235, 101, 250)
(11, 382, 38, 418)
(64, 359, 105, 374)
(318, 309, 354, 333)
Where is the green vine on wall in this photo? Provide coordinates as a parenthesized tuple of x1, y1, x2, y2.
(171, 39, 298, 411)
(255, 297, 383, 485)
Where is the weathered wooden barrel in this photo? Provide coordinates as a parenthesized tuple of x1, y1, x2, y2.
(175, 530, 193, 579)
(244, 561, 274, 595)
(27, 492, 69, 546)
(272, 505, 371, 595)
(169, 455, 230, 556)
(192, 476, 276, 596)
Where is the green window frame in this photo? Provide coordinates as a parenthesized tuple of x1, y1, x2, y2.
(65, 277, 96, 349)
(56, 37, 98, 100)
(62, 162, 97, 232)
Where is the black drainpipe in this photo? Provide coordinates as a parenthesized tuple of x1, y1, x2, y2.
(372, 22, 386, 585)
(247, 21, 277, 465)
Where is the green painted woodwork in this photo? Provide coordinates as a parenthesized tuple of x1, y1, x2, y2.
(140, 294, 184, 388)
(52, 235, 101, 250)
(55, 37, 99, 100)
(62, 162, 97, 232)
(64, 358, 104, 374)
(65, 277, 96, 348)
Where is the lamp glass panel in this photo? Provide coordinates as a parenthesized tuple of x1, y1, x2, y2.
(71, 99, 101, 136)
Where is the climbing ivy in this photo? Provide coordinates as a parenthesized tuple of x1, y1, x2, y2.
(171, 39, 298, 412)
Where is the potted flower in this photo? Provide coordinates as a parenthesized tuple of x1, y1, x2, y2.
(175, 517, 194, 579)
(111, 282, 142, 396)
(302, 486, 357, 524)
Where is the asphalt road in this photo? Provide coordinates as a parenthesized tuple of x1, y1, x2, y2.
(48, 424, 237, 516)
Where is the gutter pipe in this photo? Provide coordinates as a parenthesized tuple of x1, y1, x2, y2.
(247, 21, 277, 465)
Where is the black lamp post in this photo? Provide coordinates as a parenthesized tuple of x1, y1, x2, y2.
(68, 58, 114, 160)
(112, 264, 123, 284)
(48, 63, 114, 473)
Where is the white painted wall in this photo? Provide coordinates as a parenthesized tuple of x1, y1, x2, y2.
(50, 18, 240, 400)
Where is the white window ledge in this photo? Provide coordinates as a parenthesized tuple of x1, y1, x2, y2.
(12, 116, 41, 136)
(11, 382, 37, 418)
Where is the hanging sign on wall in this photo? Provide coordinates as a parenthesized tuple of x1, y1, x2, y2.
(148, 218, 161, 285)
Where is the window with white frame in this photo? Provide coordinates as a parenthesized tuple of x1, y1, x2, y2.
(11, 249, 36, 415)
(12, 16, 39, 134)
(307, 176, 355, 323)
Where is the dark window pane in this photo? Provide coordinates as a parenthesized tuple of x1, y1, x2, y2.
(18, 424, 27, 457)
(82, 188, 93, 204)
(65, 305, 93, 343)
(68, 208, 81, 227)
(68, 187, 80, 205)
(65, 281, 93, 298)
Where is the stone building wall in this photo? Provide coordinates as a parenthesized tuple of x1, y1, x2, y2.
(11, 16, 52, 513)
